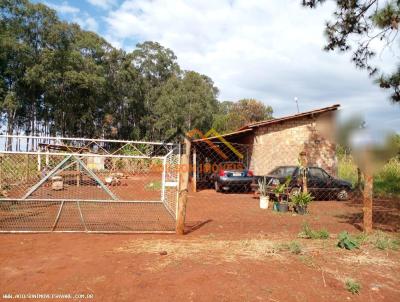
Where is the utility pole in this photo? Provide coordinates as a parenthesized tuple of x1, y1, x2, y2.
(294, 97, 300, 113)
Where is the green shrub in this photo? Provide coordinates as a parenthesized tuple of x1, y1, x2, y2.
(338, 155, 400, 197)
(338, 154, 359, 186)
(345, 279, 361, 294)
(374, 158, 400, 196)
(337, 231, 359, 250)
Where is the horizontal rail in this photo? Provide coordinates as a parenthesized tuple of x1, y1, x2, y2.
(0, 151, 166, 159)
(0, 135, 175, 146)
(0, 199, 163, 203)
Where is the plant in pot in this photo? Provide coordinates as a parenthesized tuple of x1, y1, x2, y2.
(258, 176, 270, 209)
(290, 191, 314, 215)
(273, 176, 291, 212)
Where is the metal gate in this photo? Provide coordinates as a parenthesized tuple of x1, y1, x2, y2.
(0, 135, 180, 233)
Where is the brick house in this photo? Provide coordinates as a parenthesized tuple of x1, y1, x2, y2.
(192, 104, 340, 188)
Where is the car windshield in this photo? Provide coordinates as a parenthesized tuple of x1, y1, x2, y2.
(269, 166, 296, 177)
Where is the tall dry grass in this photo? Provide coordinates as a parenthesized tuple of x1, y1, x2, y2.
(338, 154, 400, 197)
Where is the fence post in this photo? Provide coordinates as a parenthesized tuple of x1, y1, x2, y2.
(363, 172, 373, 233)
(299, 151, 308, 193)
(176, 137, 191, 235)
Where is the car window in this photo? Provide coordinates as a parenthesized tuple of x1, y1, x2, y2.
(308, 168, 327, 179)
(270, 167, 295, 177)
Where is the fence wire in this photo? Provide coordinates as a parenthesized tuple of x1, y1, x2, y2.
(0, 135, 180, 233)
(192, 141, 400, 232)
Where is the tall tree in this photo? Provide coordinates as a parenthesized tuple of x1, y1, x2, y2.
(302, 0, 400, 102)
(213, 99, 273, 133)
(153, 71, 219, 139)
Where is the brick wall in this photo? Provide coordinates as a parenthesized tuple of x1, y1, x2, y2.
(249, 112, 337, 176)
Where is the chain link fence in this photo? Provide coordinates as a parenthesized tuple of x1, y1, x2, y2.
(0, 135, 180, 233)
(192, 140, 400, 232)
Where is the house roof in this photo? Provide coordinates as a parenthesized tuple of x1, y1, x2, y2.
(192, 104, 340, 143)
(238, 104, 340, 130)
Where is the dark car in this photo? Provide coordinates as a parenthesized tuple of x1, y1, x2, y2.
(251, 166, 353, 201)
(212, 162, 254, 192)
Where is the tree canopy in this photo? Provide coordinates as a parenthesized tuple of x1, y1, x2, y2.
(302, 0, 399, 102)
(0, 0, 273, 141)
(212, 99, 273, 133)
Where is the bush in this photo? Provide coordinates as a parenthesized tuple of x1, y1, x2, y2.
(374, 158, 400, 196)
(337, 231, 359, 250)
(338, 155, 400, 197)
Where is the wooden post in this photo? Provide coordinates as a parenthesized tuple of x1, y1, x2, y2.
(0, 155, 3, 191)
(363, 172, 373, 233)
(192, 147, 197, 192)
(299, 151, 308, 193)
(176, 137, 191, 235)
(356, 167, 362, 193)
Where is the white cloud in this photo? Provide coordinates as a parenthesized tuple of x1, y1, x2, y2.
(45, 1, 79, 14)
(103, 0, 399, 133)
(73, 15, 99, 32)
(86, 0, 116, 10)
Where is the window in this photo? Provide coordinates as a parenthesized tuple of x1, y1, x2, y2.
(270, 167, 296, 177)
(308, 168, 328, 179)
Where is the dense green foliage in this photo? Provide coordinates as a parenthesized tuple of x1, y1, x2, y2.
(303, 0, 400, 102)
(212, 99, 273, 133)
(0, 0, 273, 141)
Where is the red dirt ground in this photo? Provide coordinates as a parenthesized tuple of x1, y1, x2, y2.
(1, 190, 399, 302)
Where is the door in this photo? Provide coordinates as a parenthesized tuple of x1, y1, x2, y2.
(307, 167, 331, 199)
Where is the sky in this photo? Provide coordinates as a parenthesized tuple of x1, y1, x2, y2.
(33, 0, 400, 138)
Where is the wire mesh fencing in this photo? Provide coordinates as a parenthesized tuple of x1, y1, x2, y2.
(191, 140, 400, 232)
(0, 135, 180, 233)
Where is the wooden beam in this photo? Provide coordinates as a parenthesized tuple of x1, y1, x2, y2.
(176, 137, 191, 235)
(363, 172, 373, 233)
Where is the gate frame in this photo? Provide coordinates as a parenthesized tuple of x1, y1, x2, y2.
(0, 135, 180, 233)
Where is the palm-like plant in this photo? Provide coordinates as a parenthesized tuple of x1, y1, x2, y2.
(257, 176, 269, 197)
(290, 191, 314, 207)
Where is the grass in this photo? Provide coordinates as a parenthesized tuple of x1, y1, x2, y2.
(145, 180, 162, 191)
(298, 222, 330, 239)
(345, 278, 361, 294)
(338, 154, 400, 197)
(374, 158, 400, 196)
(275, 241, 302, 254)
(368, 231, 400, 251)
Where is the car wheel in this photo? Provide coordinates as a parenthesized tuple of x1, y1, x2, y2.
(215, 181, 221, 192)
(337, 188, 349, 201)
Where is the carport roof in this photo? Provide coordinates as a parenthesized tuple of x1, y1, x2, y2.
(192, 104, 340, 143)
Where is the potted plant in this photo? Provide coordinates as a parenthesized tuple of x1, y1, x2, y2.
(257, 176, 269, 209)
(290, 191, 314, 215)
(273, 177, 291, 212)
